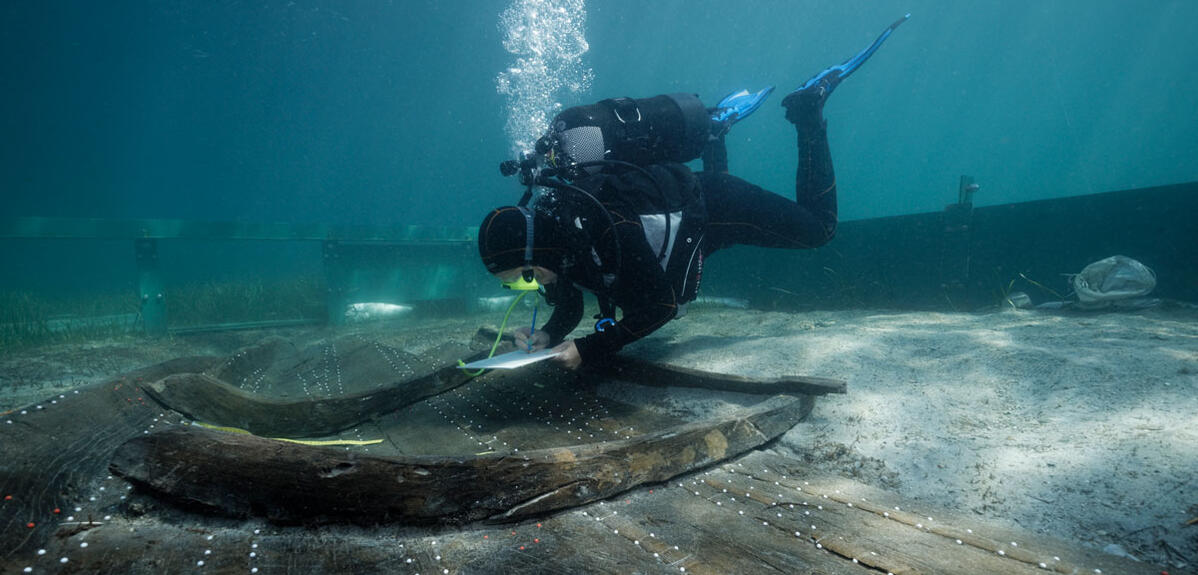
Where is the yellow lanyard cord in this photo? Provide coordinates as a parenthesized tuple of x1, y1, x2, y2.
(192, 421, 383, 446)
(458, 290, 534, 377)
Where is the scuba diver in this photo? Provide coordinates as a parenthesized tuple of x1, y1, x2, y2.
(477, 15, 909, 370)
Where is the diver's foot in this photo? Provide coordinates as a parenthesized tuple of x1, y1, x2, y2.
(783, 14, 911, 125)
(711, 86, 775, 137)
(782, 69, 841, 125)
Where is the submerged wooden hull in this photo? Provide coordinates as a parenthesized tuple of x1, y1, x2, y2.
(1, 333, 1159, 574)
(110, 394, 814, 524)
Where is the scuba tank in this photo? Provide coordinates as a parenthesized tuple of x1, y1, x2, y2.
(537, 93, 711, 176)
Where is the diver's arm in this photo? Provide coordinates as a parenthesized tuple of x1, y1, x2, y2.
(540, 282, 584, 345)
(572, 226, 678, 365)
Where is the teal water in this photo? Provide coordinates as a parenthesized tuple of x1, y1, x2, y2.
(5, 1, 1196, 225)
(1, 5, 1194, 568)
(2, 0, 1196, 294)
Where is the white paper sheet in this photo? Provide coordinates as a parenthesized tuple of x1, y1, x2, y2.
(458, 348, 562, 370)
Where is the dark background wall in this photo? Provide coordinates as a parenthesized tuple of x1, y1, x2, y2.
(2, 1, 1195, 305)
(701, 182, 1198, 310)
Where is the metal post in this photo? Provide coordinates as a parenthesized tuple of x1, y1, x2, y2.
(940, 176, 979, 309)
(135, 238, 167, 336)
(323, 240, 347, 326)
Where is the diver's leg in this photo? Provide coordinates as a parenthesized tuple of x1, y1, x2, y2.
(757, 12, 911, 248)
(699, 90, 838, 254)
(701, 134, 729, 174)
(705, 86, 775, 174)
(699, 170, 834, 254)
(702, 15, 911, 255)
(785, 91, 838, 244)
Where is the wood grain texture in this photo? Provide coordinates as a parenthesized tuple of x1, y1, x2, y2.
(40, 448, 1161, 575)
(109, 395, 814, 525)
(137, 335, 491, 437)
(0, 356, 220, 560)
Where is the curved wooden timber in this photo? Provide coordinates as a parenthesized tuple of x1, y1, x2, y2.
(138, 349, 491, 438)
(596, 355, 847, 395)
(0, 356, 221, 558)
(472, 328, 848, 396)
(138, 335, 845, 439)
(109, 394, 814, 525)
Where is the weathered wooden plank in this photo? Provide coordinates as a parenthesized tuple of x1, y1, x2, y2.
(567, 490, 863, 575)
(475, 326, 847, 396)
(41, 509, 665, 574)
(623, 476, 881, 574)
(139, 349, 491, 437)
(205, 336, 451, 397)
(19, 442, 1165, 574)
(710, 451, 1159, 575)
(0, 356, 221, 560)
(369, 366, 687, 457)
(597, 355, 848, 395)
(108, 394, 814, 525)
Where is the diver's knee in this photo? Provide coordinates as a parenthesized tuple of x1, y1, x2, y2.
(812, 222, 837, 247)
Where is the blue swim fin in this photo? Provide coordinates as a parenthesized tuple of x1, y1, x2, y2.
(785, 13, 910, 108)
(710, 86, 775, 136)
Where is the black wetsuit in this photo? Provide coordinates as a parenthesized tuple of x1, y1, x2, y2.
(540, 112, 838, 365)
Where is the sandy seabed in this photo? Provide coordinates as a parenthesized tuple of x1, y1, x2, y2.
(614, 304, 1198, 570)
(2, 304, 1195, 570)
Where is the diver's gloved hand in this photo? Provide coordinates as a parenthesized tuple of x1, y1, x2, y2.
(513, 327, 551, 352)
(550, 340, 582, 370)
(710, 86, 774, 137)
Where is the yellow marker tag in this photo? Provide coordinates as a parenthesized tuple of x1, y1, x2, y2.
(192, 421, 383, 446)
(192, 422, 251, 435)
(272, 437, 384, 447)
